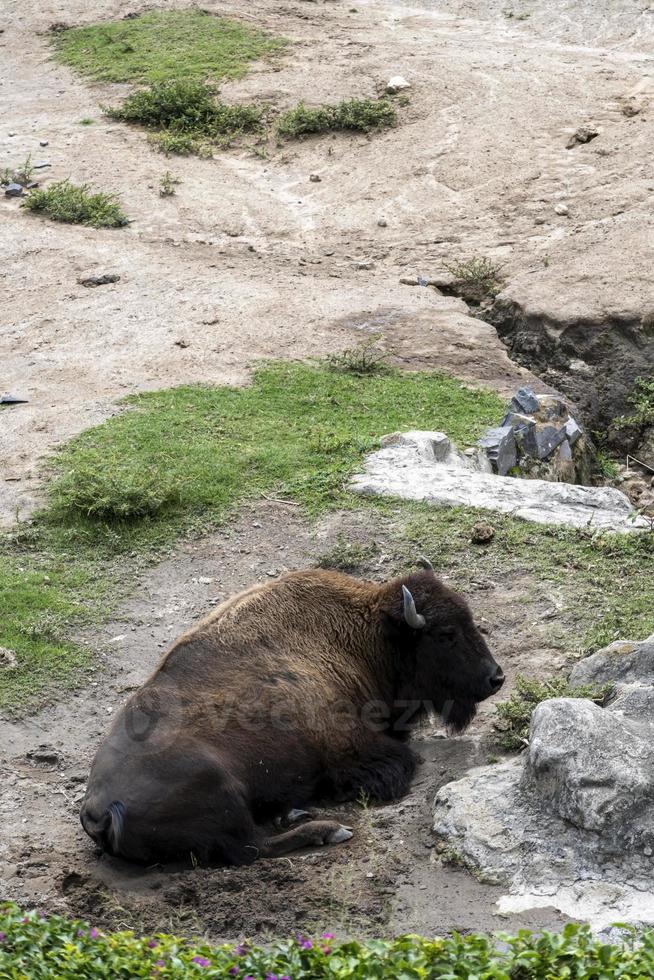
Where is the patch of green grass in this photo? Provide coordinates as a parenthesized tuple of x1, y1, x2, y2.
(277, 98, 396, 139)
(104, 79, 265, 152)
(45, 363, 502, 547)
(0, 551, 111, 712)
(51, 10, 286, 84)
(616, 376, 654, 432)
(22, 180, 127, 228)
(78, 117, 94, 125)
(398, 505, 654, 653)
(493, 675, 611, 751)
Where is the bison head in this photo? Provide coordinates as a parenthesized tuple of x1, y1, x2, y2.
(388, 564, 504, 733)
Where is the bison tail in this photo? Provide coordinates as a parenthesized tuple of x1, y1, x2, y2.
(81, 800, 126, 854)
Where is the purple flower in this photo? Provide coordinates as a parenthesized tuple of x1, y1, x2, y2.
(321, 933, 334, 940)
(148, 940, 159, 949)
(0, 933, 5, 942)
(154, 962, 165, 969)
(265, 974, 277, 980)
(89, 928, 99, 940)
(77, 929, 84, 938)
(229, 969, 239, 977)
(234, 944, 247, 956)
(192, 956, 211, 967)
(39, 912, 47, 920)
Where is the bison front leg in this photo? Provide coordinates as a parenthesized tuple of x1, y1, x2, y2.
(328, 736, 417, 803)
(261, 820, 353, 858)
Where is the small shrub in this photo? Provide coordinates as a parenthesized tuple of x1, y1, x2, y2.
(78, 117, 94, 125)
(327, 339, 392, 376)
(50, 461, 180, 521)
(159, 170, 180, 196)
(277, 97, 396, 139)
(105, 79, 264, 153)
(22, 180, 128, 228)
(445, 255, 504, 300)
(493, 674, 611, 751)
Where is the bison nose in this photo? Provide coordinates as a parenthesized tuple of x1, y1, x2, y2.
(489, 666, 505, 693)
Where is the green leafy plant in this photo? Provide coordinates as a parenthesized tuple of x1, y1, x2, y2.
(2, 905, 654, 978)
(277, 98, 396, 139)
(493, 674, 611, 751)
(616, 376, 654, 432)
(326, 339, 392, 376)
(22, 180, 128, 228)
(159, 171, 181, 197)
(50, 10, 286, 84)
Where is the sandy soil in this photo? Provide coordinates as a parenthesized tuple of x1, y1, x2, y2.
(0, 502, 574, 939)
(3, 0, 653, 522)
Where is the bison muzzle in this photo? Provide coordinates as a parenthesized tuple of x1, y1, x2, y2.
(80, 565, 504, 864)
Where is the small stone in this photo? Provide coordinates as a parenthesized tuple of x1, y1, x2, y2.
(0, 647, 17, 669)
(386, 75, 411, 94)
(471, 522, 495, 544)
(78, 273, 120, 288)
(355, 260, 374, 270)
(0, 393, 29, 405)
(534, 394, 568, 422)
(4, 182, 24, 197)
(566, 125, 599, 148)
(554, 203, 569, 216)
(309, 173, 321, 182)
(198, 576, 213, 584)
(174, 339, 190, 348)
(377, 217, 388, 227)
(565, 418, 583, 446)
(39, 139, 49, 147)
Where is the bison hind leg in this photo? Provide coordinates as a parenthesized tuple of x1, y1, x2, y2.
(328, 738, 417, 804)
(261, 820, 353, 858)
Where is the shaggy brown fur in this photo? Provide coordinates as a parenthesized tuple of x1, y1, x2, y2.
(80, 568, 503, 865)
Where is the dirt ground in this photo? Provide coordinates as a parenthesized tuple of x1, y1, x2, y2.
(1, 501, 576, 939)
(3, 0, 653, 522)
(2, 0, 652, 943)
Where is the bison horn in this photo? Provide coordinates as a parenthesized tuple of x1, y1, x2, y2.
(416, 555, 433, 571)
(402, 585, 426, 629)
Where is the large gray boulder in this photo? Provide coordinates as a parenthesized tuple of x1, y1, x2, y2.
(351, 431, 648, 532)
(433, 635, 654, 928)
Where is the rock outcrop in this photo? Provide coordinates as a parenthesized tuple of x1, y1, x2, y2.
(432, 635, 654, 929)
(351, 431, 648, 531)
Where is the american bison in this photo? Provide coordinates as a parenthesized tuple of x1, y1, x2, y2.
(80, 564, 503, 864)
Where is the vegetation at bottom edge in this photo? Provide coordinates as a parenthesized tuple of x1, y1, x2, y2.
(2, 904, 653, 979)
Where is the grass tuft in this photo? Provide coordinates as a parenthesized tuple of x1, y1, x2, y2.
(277, 98, 396, 139)
(445, 256, 504, 302)
(22, 180, 127, 228)
(317, 536, 378, 571)
(327, 339, 392, 376)
(493, 675, 612, 751)
(51, 10, 286, 84)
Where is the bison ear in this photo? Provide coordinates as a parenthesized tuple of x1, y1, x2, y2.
(402, 586, 426, 630)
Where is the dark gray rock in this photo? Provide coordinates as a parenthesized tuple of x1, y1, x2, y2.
(78, 273, 121, 288)
(4, 182, 24, 197)
(478, 424, 517, 475)
(510, 386, 540, 414)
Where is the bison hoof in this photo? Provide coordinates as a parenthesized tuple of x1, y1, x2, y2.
(327, 824, 353, 845)
(287, 808, 311, 824)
